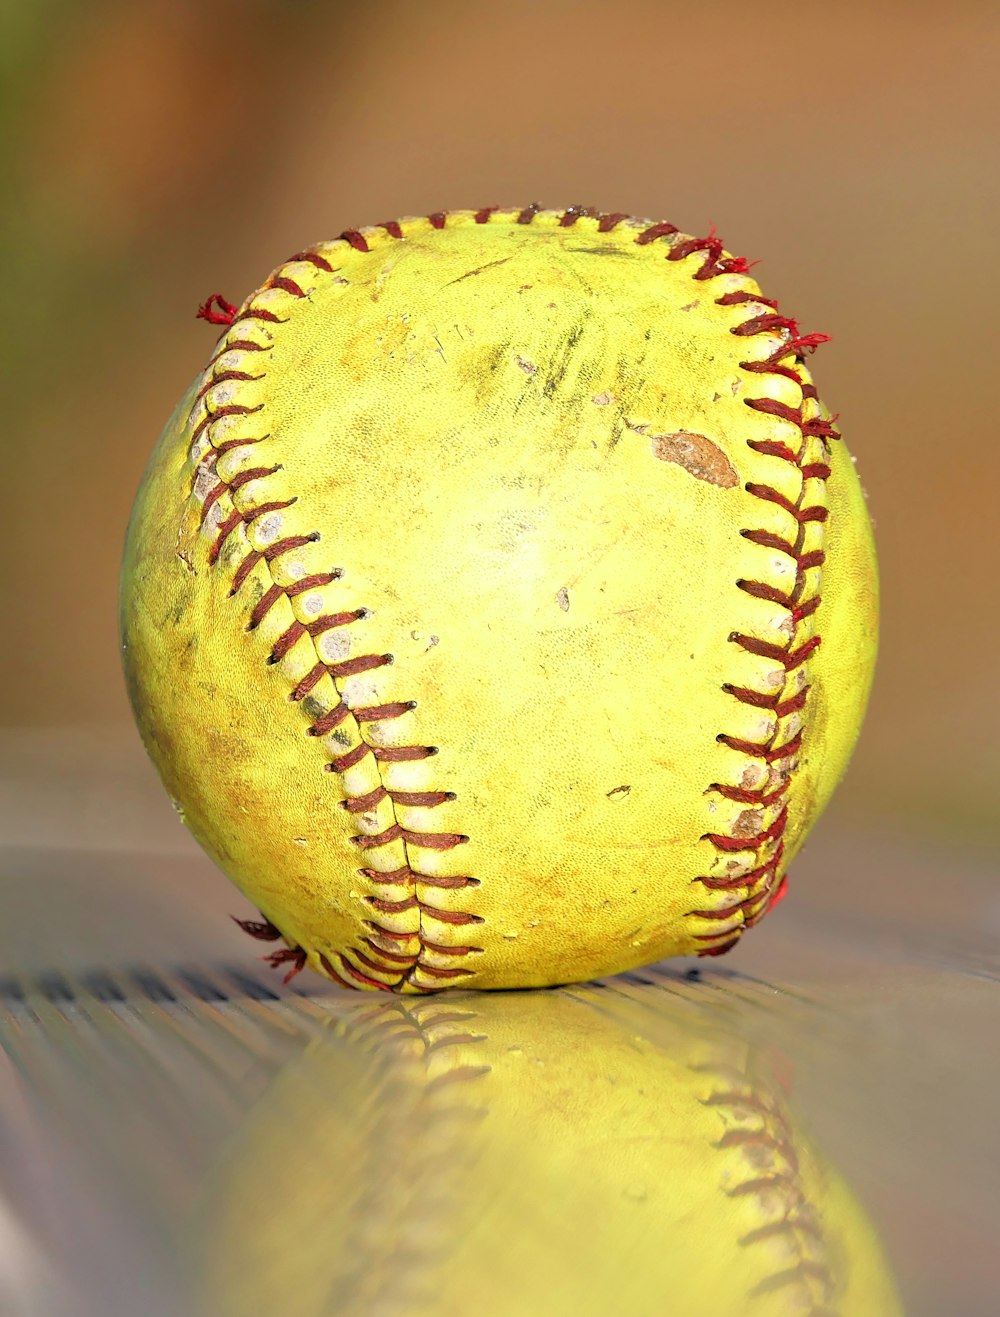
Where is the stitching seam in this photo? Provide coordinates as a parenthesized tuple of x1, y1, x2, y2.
(191, 256, 484, 992)
(696, 1065, 839, 1314)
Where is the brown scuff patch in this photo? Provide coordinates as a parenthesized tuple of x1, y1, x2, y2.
(732, 808, 764, 840)
(651, 431, 738, 488)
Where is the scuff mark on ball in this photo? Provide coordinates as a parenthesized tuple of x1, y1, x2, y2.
(650, 431, 738, 488)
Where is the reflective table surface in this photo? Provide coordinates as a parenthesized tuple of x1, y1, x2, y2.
(1, 736, 997, 1315)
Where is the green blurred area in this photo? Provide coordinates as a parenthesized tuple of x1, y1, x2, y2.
(3, 0, 999, 845)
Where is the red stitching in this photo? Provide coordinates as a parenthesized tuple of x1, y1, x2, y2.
(421, 939, 478, 955)
(263, 946, 308, 984)
(351, 824, 468, 851)
(731, 312, 800, 338)
(195, 369, 263, 400)
(246, 499, 298, 523)
(287, 250, 334, 272)
(325, 742, 371, 772)
(247, 584, 283, 629)
(695, 1074, 837, 1301)
(312, 953, 350, 989)
(337, 953, 393, 991)
(289, 663, 326, 701)
(230, 307, 284, 329)
(374, 744, 439, 761)
(746, 438, 798, 463)
(717, 290, 779, 309)
(689, 230, 833, 950)
(215, 340, 272, 357)
(717, 730, 802, 762)
(352, 700, 417, 723)
(232, 915, 281, 941)
(743, 483, 828, 524)
(214, 432, 271, 456)
(390, 789, 456, 807)
(729, 634, 821, 671)
(268, 275, 306, 298)
(307, 702, 351, 737)
(192, 402, 263, 445)
(196, 293, 238, 326)
(208, 509, 243, 565)
(268, 621, 304, 663)
(693, 853, 781, 892)
(285, 570, 342, 597)
(704, 806, 788, 854)
(365, 893, 416, 914)
(634, 221, 679, 246)
(415, 963, 475, 980)
(361, 937, 414, 965)
(722, 686, 809, 718)
(341, 786, 388, 813)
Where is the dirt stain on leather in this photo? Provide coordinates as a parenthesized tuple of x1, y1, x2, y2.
(651, 431, 738, 488)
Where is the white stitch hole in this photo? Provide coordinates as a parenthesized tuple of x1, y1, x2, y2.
(213, 349, 249, 374)
(772, 557, 796, 583)
(317, 631, 351, 664)
(201, 500, 226, 534)
(189, 397, 209, 432)
(207, 413, 243, 446)
(342, 676, 381, 708)
(740, 763, 768, 791)
(192, 462, 217, 503)
(205, 381, 237, 407)
(254, 513, 284, 547)
(255, 288, 289, 312)
(189, 435, 211, 467)
(754, 714, 778, 742)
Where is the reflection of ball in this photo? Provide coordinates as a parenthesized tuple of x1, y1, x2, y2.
(188, 981, 901, 1316)
(121, 207, 877, 991)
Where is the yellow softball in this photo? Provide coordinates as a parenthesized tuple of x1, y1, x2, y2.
(120, 206, 878, 992)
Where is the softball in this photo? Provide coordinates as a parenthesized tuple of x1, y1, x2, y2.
(120, 206, 878, 992)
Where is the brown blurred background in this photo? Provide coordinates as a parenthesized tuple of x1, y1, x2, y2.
(3, 0, 999, 851)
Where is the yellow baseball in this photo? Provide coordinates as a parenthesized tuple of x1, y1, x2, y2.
(120, 206, 878, 992)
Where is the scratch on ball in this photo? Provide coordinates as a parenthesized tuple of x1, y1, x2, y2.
(651, 431, 738, 488)
(556, 587, 570, 612)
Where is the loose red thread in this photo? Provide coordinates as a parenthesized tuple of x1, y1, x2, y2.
(196, 206, 834, 981)
(196, 293, 238, 326)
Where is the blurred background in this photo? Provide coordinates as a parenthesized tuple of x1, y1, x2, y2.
(3, 0, 999, 847)
(2, 2, 998, 1314)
